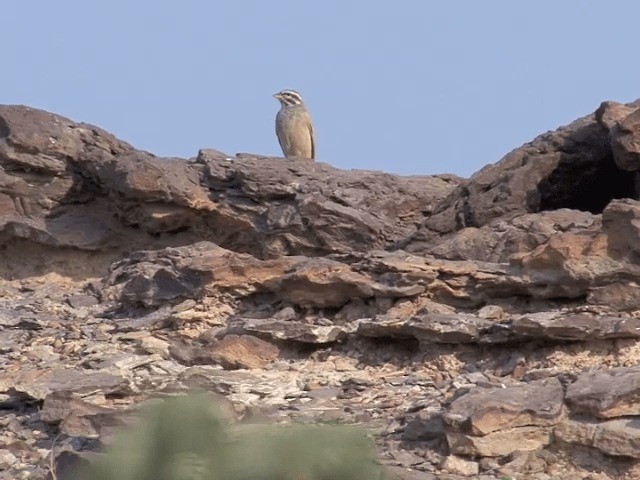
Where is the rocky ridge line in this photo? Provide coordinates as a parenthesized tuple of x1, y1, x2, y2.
(2, 100, 640, 479)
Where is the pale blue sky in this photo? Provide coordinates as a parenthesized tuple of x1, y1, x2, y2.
(4, 2, 639, 176)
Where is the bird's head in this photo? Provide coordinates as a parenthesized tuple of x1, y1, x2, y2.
(273, 89, 304, 107)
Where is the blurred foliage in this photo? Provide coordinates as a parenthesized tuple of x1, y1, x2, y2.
(82, 393, 385, 480)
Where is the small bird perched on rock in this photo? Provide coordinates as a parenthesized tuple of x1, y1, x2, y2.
(273, 89, 315, 160)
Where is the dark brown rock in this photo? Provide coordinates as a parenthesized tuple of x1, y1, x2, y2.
(263, 257, 424, 308)
(65, 294, 99, 308)
(587, 282, 640, 311)
(554, 417, 599, 448)
(168, 338, 215, 366)
(357, 311, 640, 345)
(443, 378, 564, 436)
(0, 105, 459, 259)
(555, 417, 640, 459)
(513, 230, 640, 299)
(0, 368, 127, 400)
(593, 418, 640, 459)
(104, 241, 298, 306)
(105, 242, 424, 308)
(207, 334, 280, 370)
(402, 411, 446, 441)
(602, 198, 640, 257)
(357, 313, 495, 344)
(566, 367, 640, 418)
(446, 426, 553, 458)
(40, 391, 113, 424)
(440, 455, 480, 476)
(61, 410, 139, 440)
(234, 319, 348, 344)
(415, 101, 640, 239)
(511, 313, 640, 341)
(412, 209, 600, 263)
(607, 106, 640, 171)
(595, 100, 638, 131)
(51, 450, 100, 480)
(199, 149, 460, 257)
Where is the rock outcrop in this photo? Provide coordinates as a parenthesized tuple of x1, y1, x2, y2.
(4, 100, 640, 479)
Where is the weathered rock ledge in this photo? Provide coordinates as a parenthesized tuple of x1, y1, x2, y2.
(4, 100, 640, 479)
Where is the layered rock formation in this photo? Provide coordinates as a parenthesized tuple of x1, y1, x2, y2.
(3, 100, 640, 479)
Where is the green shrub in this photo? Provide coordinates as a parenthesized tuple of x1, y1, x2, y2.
(83, 393, 385, 480)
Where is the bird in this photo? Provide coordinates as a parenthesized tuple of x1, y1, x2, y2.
(273, 89, 315, 160)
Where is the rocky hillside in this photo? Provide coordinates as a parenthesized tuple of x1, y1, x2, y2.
(2, 99, 640, 479)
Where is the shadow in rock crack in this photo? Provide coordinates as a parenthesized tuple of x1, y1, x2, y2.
(535, 146, 636, 215)
(346, 337, 421, 368)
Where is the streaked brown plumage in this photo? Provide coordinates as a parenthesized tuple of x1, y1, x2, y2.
(273, 89, 315, 160)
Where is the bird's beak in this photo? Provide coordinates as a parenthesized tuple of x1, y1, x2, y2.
(273, 93, 282, 100)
